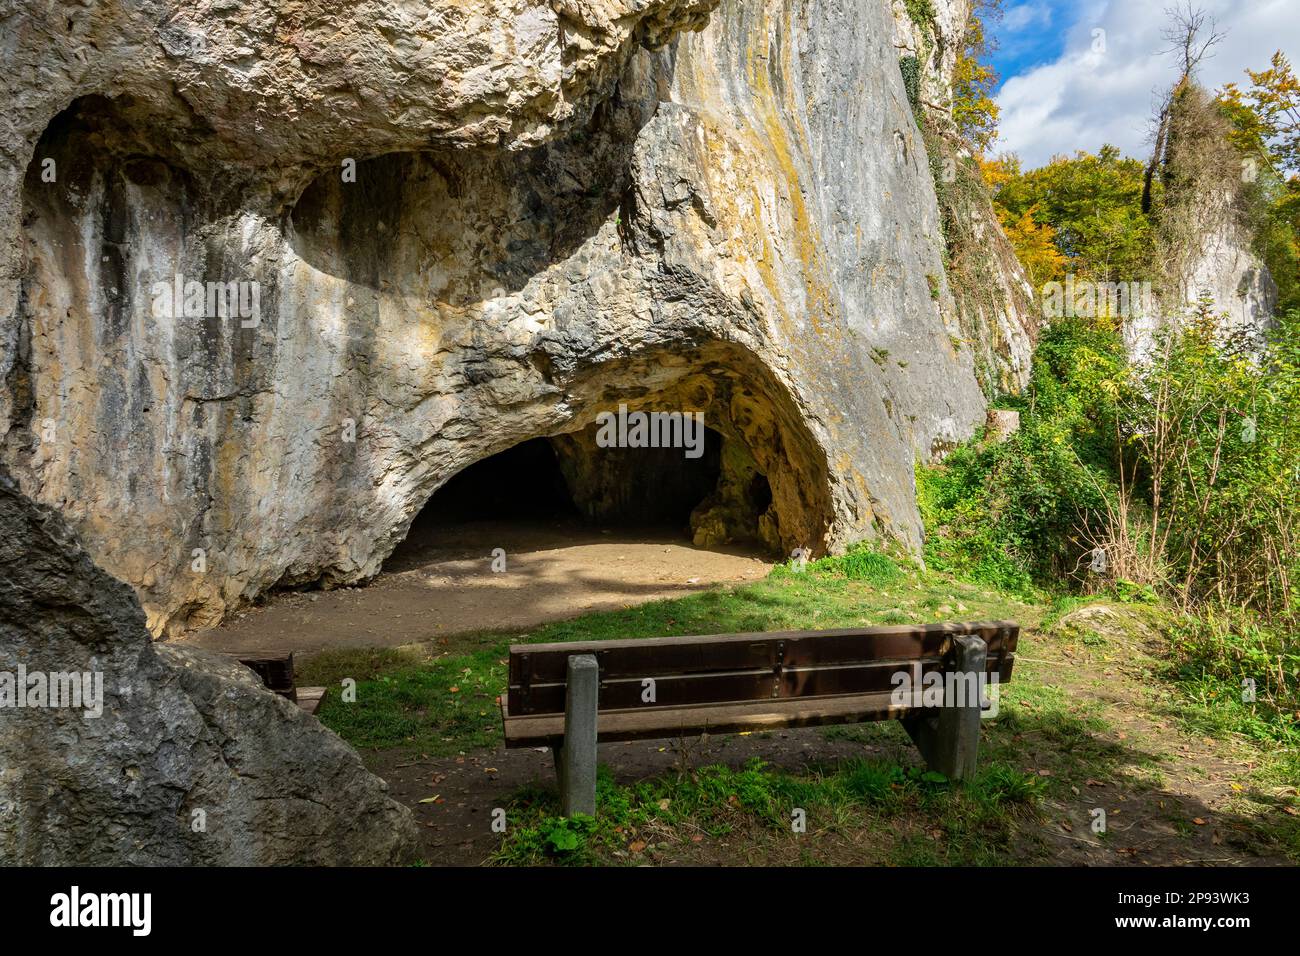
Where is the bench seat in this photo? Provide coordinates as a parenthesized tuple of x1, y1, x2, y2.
(501, 690, 911, 746)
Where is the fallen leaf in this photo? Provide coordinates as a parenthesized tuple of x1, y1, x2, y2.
(418, 795, 440, 804)
(629, 840, 647, 853)
(1193, 817, 1208, 825)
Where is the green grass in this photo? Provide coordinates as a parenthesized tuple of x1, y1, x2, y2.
(1153, 612, 1300, 837)
(491, 756, 1045, 866)
(297, 541, 1300, 864)
(1161, 612, 1300, 747)
(301, 552, 1036, 755)
(812, 543, 907, 585)
(305, 644, 505, 753)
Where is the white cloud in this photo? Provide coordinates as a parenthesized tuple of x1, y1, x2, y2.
(994, 0, 1300, 168)
(1002, 2, 1054, 33)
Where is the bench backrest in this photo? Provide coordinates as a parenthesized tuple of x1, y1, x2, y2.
(228, 651, 297, 701)
(506, 621, 1017, 716)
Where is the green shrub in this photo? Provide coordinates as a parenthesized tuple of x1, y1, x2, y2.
(1122, 307, 1300, 621)
(899, 56, 921, 121)
(918, 315, 1126, 595)
(1165, 608, 1300, 747)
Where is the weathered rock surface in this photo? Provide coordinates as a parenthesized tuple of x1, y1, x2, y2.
(1135, 81, 1278, 356)
(0, 469, 418, 865)
(891, 0, 1036, 393)
(1168, 212, 1277, 352)
(984, 408, 1019, 443)
(1052, 602, 1162, 649)
(2, 0, 1000, 635)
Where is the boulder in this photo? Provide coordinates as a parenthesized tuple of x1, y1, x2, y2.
(1052, 603, 1162, 648)
(985, 409, 1021, 443)
(0, 470, 418, 865)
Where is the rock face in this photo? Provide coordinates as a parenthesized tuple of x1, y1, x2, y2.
(0, 469, 418, 865)
(1, 0, 996, 635)
(1164, 209, 1277, 354)
(1134, 81, 1278, 357)
(891, 0, 1036, 393)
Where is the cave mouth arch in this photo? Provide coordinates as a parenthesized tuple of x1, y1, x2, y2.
(385, 423, 782, 572)
(382, 338, 834, 587)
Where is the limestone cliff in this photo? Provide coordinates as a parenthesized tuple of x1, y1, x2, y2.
(1141, 83, 1278, 355)
(1, 0, 995, 635)
(890, 0, 1036, 393)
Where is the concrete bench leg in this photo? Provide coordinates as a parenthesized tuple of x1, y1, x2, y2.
(559, 654, 599, 816)
(903, 635, 986, 781)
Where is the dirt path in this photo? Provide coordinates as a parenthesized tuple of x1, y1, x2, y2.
(1016, 613, 1296, 867)
(369, 728, 898, 866)
(184, 519, 773, 657)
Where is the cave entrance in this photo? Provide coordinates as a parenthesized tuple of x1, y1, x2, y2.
(385, 424, 780, 573)
(408, 438, 580, 526)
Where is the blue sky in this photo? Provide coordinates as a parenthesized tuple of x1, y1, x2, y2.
(987, 0, 1076, 82)
(988, 0, 1300, 168)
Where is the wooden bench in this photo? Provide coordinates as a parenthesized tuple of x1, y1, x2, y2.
(228, 651, 327, 716)
(501, 621, 1017, 814)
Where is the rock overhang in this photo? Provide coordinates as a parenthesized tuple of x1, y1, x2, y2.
(2, 0, 991, 636)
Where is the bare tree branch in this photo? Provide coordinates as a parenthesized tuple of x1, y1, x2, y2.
(1158, 1, 1227, 80)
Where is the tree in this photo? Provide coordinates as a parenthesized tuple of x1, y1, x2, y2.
(1143, 3, 1227, 213)
(997, 204, 1067, 288)
(989, 147, 1152, 283)
(952, 0, 1002, 153)
(1221, 51, 1300, 176)
(1219, 51, 1300, 313)
(1158, 1, 1227, 79)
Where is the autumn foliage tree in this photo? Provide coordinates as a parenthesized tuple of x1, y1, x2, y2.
(985, 147, 1152, 285)
(1220, 51, 1300, 314)
(1221, 51, 1300, 175)
(951, 0, 1001, 154)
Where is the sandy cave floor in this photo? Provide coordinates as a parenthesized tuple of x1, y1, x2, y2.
(182, 519, 774, 657)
